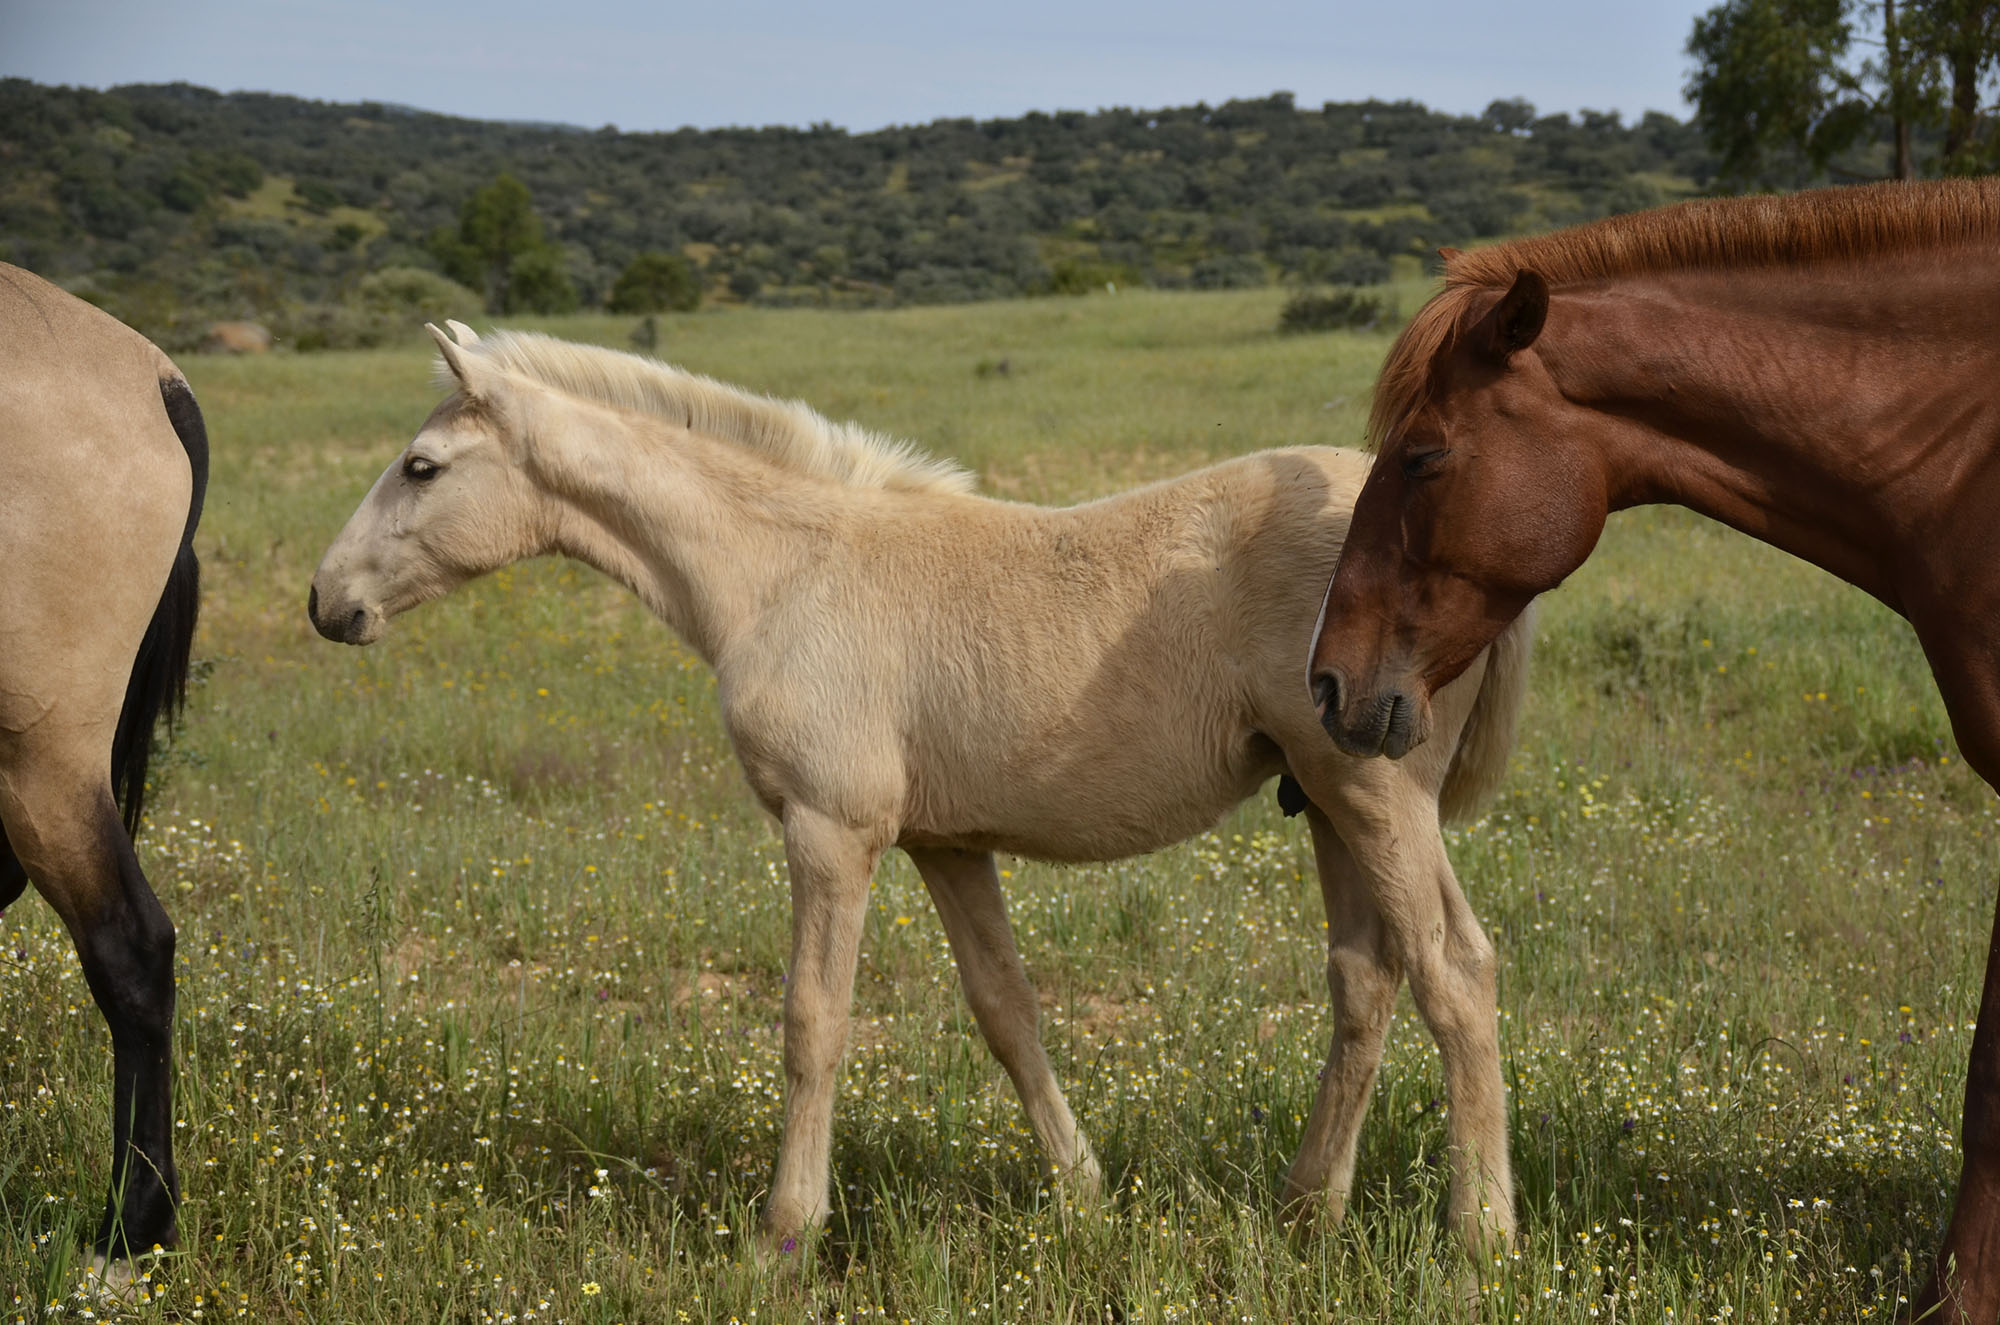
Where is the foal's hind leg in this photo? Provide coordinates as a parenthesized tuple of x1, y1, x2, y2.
(0, 746, 178, 1263)
(907, 847, 1100, 1197)
(1281, 806, 1403, 1223)
(1301, 759, 1513, 1258)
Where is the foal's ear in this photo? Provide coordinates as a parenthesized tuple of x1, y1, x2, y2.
(426, 322, 481, 396)
(1485, 268, 1548, 359)
(444, 319, 481, 346)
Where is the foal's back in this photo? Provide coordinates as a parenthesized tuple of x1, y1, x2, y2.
(828, 446, 1371, 861)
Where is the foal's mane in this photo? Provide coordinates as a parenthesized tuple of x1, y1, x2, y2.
(460, 330, 976, 495)
(1371, 178, 2000, 448)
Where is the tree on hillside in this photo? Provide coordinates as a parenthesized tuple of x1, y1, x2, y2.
(1686, 0, 2000, 182)
(431, 173, 571, 313)
(1914, 0, 2000, 167)
(607, 251, 702, 313)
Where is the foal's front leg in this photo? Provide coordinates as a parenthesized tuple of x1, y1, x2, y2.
(760, 805, 884, 1251)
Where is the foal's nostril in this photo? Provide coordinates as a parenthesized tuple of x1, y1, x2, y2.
(1311, 670, 1342, 719)
(307, 584, 320, 624)
(348, 607, 368, 638)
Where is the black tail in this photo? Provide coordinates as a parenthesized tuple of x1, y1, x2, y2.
(110, 376, 209, 836)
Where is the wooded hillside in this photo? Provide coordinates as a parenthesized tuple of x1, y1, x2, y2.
(0, 79, 1715, 346)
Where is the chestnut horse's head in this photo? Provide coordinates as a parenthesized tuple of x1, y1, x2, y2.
(1310, 266, 1608, 758)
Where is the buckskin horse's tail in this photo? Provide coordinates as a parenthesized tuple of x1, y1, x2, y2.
(1437, 601, 1537, 826)
(110, 375, 209, 836)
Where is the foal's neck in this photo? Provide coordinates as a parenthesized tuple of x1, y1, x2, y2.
(530, 401, 828, 667)
(1550, 254, 2000, 614)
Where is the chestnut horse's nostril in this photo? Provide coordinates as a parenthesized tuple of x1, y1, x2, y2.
(307, 584, 319, 624)
(1311, 670, 1341, 719)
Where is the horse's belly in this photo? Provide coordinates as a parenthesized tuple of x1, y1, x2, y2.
(901, 746, 1276, 864)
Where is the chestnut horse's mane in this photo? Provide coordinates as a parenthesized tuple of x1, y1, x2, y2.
(1370, 178, 2000, 448)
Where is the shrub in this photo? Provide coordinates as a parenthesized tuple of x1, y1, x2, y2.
(1277, 287, 1393, 334)
(506, 247, 579, 314)
(1190, 254, 1267, 289)
(356, 266, 482, 323)
(608, 251, 701, 313)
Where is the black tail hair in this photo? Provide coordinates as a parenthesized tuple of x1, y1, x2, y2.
(110, 376, 209, 836)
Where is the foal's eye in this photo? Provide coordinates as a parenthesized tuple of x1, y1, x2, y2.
(403, 456, 441, 482)
(1401, 449, 1449, 480)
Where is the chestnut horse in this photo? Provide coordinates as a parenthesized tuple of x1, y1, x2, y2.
(1308, 179, 2000, 1320)
(0, 263, 206, 1281)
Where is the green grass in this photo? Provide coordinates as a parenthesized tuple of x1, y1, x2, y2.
(3, 287, 1985, 1321)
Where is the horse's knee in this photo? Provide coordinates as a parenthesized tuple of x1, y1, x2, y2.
(1326, 945, 1398, 1029)
(79, 885, 176, 1036)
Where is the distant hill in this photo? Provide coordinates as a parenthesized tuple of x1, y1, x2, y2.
(0, 78, 1715, 347)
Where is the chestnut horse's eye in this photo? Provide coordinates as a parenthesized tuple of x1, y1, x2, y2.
(403, 456, 442, 482)
(1401, 449, 1449, 480)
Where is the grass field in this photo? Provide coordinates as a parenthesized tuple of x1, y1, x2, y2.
(4, 286, 1992, 1322)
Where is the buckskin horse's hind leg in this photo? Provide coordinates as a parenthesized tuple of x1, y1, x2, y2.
(0, 825, 25, 911)
(0, 747, 178, 1266)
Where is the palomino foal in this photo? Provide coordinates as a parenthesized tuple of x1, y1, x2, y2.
(310, 323, 1534, 1256)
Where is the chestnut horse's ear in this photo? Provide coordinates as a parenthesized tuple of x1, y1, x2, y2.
(426, 322, 479, 396)
(1487, 268, 1548, 359)
(1437, 246, 1464, 264)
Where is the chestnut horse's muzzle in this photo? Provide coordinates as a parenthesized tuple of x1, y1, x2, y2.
(1312, 667, 1429, 759)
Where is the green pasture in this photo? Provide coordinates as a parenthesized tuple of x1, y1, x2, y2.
(4, 286, 1988, 1321)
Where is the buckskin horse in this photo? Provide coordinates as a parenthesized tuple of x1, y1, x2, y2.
(310, 323, 1536, 1257)
(0, 263, 206, 1282)
(1308, 179, 2000, 1320)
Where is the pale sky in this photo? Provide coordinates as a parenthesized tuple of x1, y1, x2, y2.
(2, 0, 1714, 132)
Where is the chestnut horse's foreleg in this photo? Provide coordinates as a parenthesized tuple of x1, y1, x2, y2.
(1915, 887, 2000, 1324)
(1906, 638, 2000, 1324)
(0, 751, 178, 1268)
(1313, 764, 1514, 1258)
(759, 804, 884, 1252)
(1281, 805, 1402, 1222)
(907, 846, 1101, 1198)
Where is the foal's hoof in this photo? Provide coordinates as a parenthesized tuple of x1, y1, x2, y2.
(1052, 1153, 1106, 1209)
(751, 1207, 824, 1276)
(1276, 1179, 1349, 1231)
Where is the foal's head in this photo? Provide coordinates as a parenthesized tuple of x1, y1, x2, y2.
(309, 323, 546, 645)
(1309, 268, 1607, 758)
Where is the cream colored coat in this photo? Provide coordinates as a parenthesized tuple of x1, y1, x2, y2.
(311, 324, 1533, 1259)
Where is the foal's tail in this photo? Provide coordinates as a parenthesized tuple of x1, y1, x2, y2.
(110, 376, 210, 836)
(1436, 602, 1537, 826)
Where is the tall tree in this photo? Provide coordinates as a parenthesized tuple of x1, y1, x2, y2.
(1688, 0, 1999, 181)
(432, 173, 553, 313)
(1914, 0, 2000, 169)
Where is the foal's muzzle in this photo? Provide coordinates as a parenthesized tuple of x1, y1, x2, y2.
(306, 583, 384, 646)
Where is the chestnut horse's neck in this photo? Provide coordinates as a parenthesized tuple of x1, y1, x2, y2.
(1537, 244, 2000, 620)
